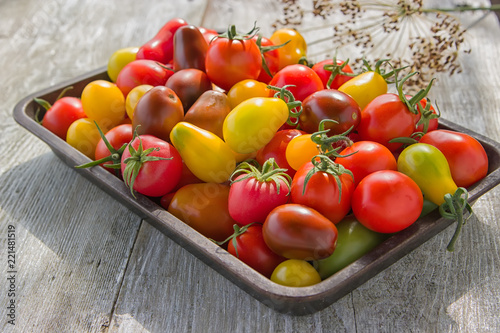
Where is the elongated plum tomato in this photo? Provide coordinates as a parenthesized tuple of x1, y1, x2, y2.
(173, 25, 208, 71)
(223, 97, 289, 154)
(168, 183, 236, 242)
(170, 122, 237, 183)
(419, 129, 488, 188)
(120, 135, 183, 197)
(263, 203, 338, 260)
(351, 170, 423, 233)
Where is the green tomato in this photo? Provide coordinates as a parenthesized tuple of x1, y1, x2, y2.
(271, 259, 321, 287)
(317, 215, 389, 280)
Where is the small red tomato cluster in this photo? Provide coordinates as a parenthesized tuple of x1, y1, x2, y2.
(35, 17, 489, 287)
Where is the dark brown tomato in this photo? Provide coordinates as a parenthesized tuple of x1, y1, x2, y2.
(165, 68, 213, 113)
(132, 86, 184, 142)
(183, 90, 231, 139)
(299, 89, 361, 135)
(173, 25, 209, 71)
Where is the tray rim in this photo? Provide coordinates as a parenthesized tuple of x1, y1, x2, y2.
(12, 67, 500, 315)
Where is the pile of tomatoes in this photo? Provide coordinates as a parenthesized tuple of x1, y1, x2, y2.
(35, 17, 490, 287)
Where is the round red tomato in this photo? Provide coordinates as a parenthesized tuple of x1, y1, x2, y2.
(226, 224, 286, 278)
(94, 123, 133, 174)
(205, 29, 262, 91)
(357, 93, 416, 152)
(268, 64, 324, 102)
(291, 160, 355, 224)
(256, 129, 306, 178)
(312, 58, 353, 89)
(351, 170, 423, 233)
(419, 129, 488, 188)
(39, 96, 86, 140)
(263, 204, 338, 260)
(299, 89, 361, 135)
(336, 141, 397, 186)
(116, 59, 174, 97)
(121, 134, 183, 197)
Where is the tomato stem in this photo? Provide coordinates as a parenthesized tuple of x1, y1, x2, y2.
(438, 187, 473, 252)
(267, 84, 303, 126)
(230, 158, 292, 195)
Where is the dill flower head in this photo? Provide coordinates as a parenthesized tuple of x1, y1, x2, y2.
(273, 0, 472, 90)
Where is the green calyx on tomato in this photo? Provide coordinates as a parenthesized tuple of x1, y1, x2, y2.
(322, 54, 356, 89)
(75, 121, 127, 175)
(214, 222, 258, 258)
(254, 35, 290, 79)
(309, 119, 354, 157)
(267, 84, 303, 126)
(439, 187, 473, 252)
(122, 132, 173, 198)
(302, 154, 353, 198)
(230, 158, 292, 195)
(216, 22, 259, 41)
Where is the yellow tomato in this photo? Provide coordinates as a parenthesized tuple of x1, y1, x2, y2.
(338, 71, 388, 110)
(270, 28, 307, 70)
(81, 80, 126, 129)
(271, 259, 321, 287)
(125, 84, 153, 120)
(107, 46, 139, 82)
(170, 122, 237, 183)
(226, 79, 271, 109)
(285, 134, 320, 171)
(66, 118, 103, 160)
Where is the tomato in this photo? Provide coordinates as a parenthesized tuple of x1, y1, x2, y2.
(165, 68, 213, 112)
(228, 159, 291, 225)
(121, 134, 182, 197)
(419, 129, 488, 188)
(263, 203, 338, 260)
(198, 26, 219, 45)
(183, 90, 231, 139)
(66, 118, 104, 160)
(35, 96, 86, 140)
(205, 25, 262, 91)
(256, 129, 306, 178)
(285, 134, 319, 171)
(132, 86, 184, 142)
(291, 158, 355, 224)
(336, 141, 398, 186)
(357, 93, 416, 152)
(81, 80, 126, 129)
(338, 70, 387, 110)
(352, 170, 423, 233)
(223, 97, 289, 154)
(136, 17, 188, 64)
(125, 84, 153, 120)
(268, 64, 323, 102)
(270, 259, 321, 287)
(107, 46, 139, 82)
(317, 215, 389, 279)
(397, 143, 458, 206)
(226, 224, 286, 278)
(226, 79, 271, 109)
(269, 28, 307, 70)
(94, 124, 133, 174)
(299, 89, 361, 135)
(168, 183, 236, 242)
(116, 59, 174, 97)
(252, 35, 280, 84)
(170, 122, 237, 183)
(173, 25, 208, 71)
(413, 98, 439, 133)
(312, 58, 353, 90)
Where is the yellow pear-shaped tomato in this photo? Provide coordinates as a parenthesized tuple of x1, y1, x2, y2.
(223, 97, 289, 154)
(170, 122, 236, 183)
(397, 143, 458, 206)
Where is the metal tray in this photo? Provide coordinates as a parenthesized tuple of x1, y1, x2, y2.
(13, 67, 500, 315)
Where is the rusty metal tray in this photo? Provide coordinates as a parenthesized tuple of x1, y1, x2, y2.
(13, 67, 500, 315)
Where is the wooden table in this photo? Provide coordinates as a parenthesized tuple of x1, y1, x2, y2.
(1, 0, 500, 332)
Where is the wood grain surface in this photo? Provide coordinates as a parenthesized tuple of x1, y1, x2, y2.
(1, 0, 499, 332)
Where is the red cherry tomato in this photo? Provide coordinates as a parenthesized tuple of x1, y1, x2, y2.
(268, 64, 324, 102)
(94, 124, 133, 174)
(116, 59, 174, 97)
(351, 170, 423, 233)
(252, 35, 280, 84)
(39, 96, 86, 140)
(227, 224, 286, 278)
(312, 58, 353, 89)
(419, 129, 488, 188)
(336, 141, 398, 186)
